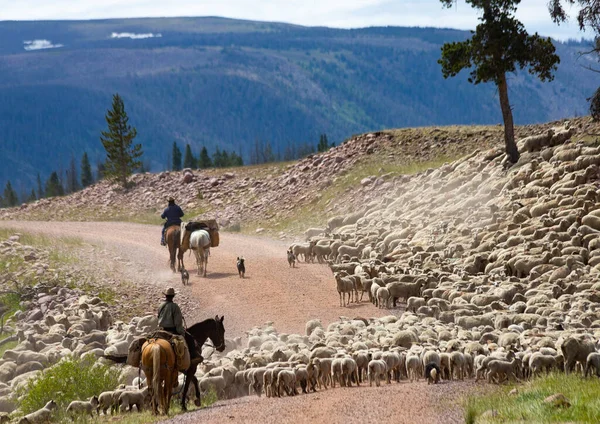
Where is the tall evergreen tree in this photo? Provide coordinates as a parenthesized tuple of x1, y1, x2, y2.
(27, 189, 37, 203)
(45, 171, 64, 198)
(172, 141, 182, 171)
(81, 152, 94, 188)
(183, 144, 196, 169)
(198, 146, 212, 169)
(96, 162, 106, 181)
(100, 93, 142, 187)
(65, 156, 80, 194)
(317, 134, 331, 152)
(36, 173, 44, 199)
(2, 181, 18, 207)
(439, 0, 559, 164)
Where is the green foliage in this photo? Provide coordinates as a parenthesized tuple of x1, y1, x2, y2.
(65, 156, 80, 194)
(198, 146, 212, 169)
(15, 355, 122, 415)
(439, 0, 560, 164)
(100, 93, 143, 187)
(590, 87, 600, 121)
(26, 189, 36, 203)
(465, 373, 600, 423)
(2, 181, 18, 207)
(549, 0, 600, 33)
(172, 141, 182, 171)
(183, 143, 197, 169)
(80, 152, 94, 188)
(317, 133, 333, 152)
(44, 171, 64, 198)
(36, 173, 44, 199)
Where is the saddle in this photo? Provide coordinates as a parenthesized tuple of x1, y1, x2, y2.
(127, 331, 190, 372)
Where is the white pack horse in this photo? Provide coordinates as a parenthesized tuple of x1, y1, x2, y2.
(190, 230, 211, 277)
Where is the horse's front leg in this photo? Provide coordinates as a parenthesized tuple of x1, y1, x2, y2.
(181, 371, 192, 411)
(193, 375, 201, 407)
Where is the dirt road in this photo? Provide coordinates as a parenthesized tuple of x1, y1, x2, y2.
(0, 221, 388, 337)
(0, 221, 471, 423)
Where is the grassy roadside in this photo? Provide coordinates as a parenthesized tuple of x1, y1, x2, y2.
(464, 374, 600, 423)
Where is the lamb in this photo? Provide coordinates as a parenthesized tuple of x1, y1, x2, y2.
(376, 287, 391, 309)
(406, 354, 421, 382)
(97, 390, 122, 415)
(312, 245, 332, 263)
(119, 387, 149, 412)
(336, 244, 366, 263)
(368, 359, 388, 387)
(334, 272, 355, 307)
(276, 369, 297, 397)
(486, 358, 519, 383)
(18, 400, 57, 424)
(342, 357, 360, 387)
(585, 352, 600, 378)
(449, 351, 466, 380)
(66, 396, 99, 417)
(528, 353, 556, 377)
(199, 375, 227, 398)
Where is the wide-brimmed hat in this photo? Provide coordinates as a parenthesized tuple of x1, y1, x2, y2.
(163, 287, 176, 296)
(167, 196, 175, 203)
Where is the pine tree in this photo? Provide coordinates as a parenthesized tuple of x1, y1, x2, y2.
(36, 173, 44, 199)
(213, 148, 223, 168)
(65, 156, 80, 194)
(198, 146, 212, 169)
(439, 0, 559, 164)
(45, 171, 64, 198)
(172, 141, 182, 171)
(317, 134, 330, 152)
(97, 162, 106, 181)
(183, 144, 196, 169)
(27, 189, 37, 203)
(2, 181, 18, 207)
(100, 93, 142, 187)
(81, 152, 94, 188)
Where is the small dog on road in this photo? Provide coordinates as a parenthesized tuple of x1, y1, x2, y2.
(180, 267, 189, 285)
(287, 249, 296, 268)
(237, 257, 246, 278)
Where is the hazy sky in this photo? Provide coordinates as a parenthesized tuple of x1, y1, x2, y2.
(0, 0, 588, 40)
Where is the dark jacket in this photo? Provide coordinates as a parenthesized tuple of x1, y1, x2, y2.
(157, 300, 185, 335)
(161, 204, 184, 226)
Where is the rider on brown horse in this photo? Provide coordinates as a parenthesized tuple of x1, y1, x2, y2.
(161, 197, 184, 246)
(158, 287, 203, 366)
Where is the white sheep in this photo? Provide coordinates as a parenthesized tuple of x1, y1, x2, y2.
(119, 387, 149, 412)
(18, 400, 57, 424)
(376, 287, 391, 309)
(405, 354, 421, 382)
(368, 359, 388, 387)
(276, 369, 297, 397)
(66, 396, 99, 417)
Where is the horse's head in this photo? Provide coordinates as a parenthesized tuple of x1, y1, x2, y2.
(210, 315, 226, 352)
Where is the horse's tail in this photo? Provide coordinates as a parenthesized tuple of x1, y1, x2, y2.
(152, 345, 162, 411)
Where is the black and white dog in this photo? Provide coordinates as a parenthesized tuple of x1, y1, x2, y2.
(237, 257, 246, 279)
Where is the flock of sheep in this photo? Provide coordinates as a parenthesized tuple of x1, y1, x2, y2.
(7, 120, 600, 421)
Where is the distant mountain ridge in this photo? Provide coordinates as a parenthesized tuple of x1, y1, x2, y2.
(0, 17, 596, 194)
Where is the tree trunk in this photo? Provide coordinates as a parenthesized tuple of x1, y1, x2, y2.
(497, 73, 520, 164)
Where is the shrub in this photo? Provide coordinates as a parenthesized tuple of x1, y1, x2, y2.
(15, 355, 122, 415)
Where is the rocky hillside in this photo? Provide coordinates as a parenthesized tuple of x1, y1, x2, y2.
(2, 117, 600, 239)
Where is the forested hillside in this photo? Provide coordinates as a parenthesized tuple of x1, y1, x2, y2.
(0, 17, 596, 195)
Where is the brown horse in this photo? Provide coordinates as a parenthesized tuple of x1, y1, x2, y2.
(141, 338, 177, 415)
(166, 225, 184, 272)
